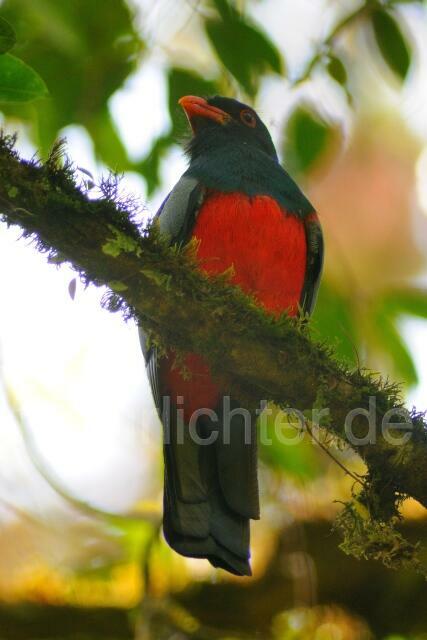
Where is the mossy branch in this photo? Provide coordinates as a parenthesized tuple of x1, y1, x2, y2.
(0, 134, 426, 571)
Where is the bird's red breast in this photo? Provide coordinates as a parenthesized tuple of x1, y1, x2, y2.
(161, 191, 307, 420)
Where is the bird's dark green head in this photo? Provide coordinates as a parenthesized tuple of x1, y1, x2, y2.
(178, 94, 313, 216)
(179, 95, 278, 162)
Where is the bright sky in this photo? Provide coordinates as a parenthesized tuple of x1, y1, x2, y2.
(0, 0, 426, 523)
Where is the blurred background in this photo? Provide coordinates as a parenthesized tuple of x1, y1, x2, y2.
(0, 0, 427, 638)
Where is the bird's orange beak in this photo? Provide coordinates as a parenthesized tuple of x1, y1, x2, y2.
(178, 95, 230, 130)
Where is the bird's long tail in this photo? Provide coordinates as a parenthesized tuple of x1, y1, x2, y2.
(162, 404, 259, 576)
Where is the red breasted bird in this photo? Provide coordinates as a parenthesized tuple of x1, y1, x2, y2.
(140, 95, 323, 576)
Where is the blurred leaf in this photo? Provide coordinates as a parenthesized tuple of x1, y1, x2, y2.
(0, 0, 143, 156)
(205, 0, 283, 95)
(370, 288, 427, 386)
(68, 277, 77, 300)
(0, 53, 48, 102)
(0, 16, 16, 53)
(373, 313, 417, 386)
(283, 105, 337, 176)
(311, 283, 358, 367)
(327, 55, 347, 87)
(85, 106, 131, 170)
(380, 288, 427, 320)
(137, 134, 174, 196)
(260, 407, 324, 480)
(315, 287, 421, 385)
(371, 8, 411, 81)
(104, 517, 153, 562)
(374, 288, 427, 386)
(168, 67, 219, 135)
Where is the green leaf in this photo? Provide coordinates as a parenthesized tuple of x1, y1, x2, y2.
(283, 105, 336, 176)
(371, 8, 411, 81)
(137, 134, 175, 196)
(327, 55, 347, 86)
(391, 289, 427, 319)
(311, 283, 359, 367)
(205, 0, 283, 95)
(372, 314, 417, 386)
(0, 16, 16, 53)
(378, 288, 427, 320)
(0, 53, 48, 102)
(85, 107, 131, 171)
(259, 407, 324, 480)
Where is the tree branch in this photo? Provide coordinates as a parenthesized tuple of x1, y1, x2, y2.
(0, 134, 426, 537)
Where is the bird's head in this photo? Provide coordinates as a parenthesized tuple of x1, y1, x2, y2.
(179, 95, 278, 162)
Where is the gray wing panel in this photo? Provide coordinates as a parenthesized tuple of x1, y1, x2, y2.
(158, 174, 204, 244)
(139, 174, 205, 403)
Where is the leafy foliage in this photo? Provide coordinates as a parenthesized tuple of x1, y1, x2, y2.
(283, 105, 338, 176)
(0, 53, 48, 102)
(0, 0, 143, 156)
(371, 7, 411, 81)
(372, 311, 418, 386)
(326, 55, 348, 87)
(205, 0, 283, 96)
(0, 16, 15, 53)
(380, 288, 427, 320)
(369, 289, 427, 386)
(259, 407, 326, 480)
(311, 284, 359, 368)
(0, 16, 47, 104)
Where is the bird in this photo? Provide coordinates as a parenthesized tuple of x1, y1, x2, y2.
(139, 95, 323, 576)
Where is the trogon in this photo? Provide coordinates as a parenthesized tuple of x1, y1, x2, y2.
(139, 95, 323, 576)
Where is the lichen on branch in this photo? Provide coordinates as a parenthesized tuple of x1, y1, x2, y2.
(0, 132, 426, 573)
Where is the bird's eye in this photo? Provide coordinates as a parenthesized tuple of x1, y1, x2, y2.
(240, 109, 256, 128)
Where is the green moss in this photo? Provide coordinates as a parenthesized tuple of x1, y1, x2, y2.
(141, 269, 172, 289)
(108, 281, 128, 292)
(334, 499, 425, 576)
(102, 225, 142, 258)
(311, 381, 333, 428)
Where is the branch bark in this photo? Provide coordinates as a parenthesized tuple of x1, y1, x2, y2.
(0, 133, 426, 521)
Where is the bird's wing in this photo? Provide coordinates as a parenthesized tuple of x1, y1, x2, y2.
(139, 174, 206, 403)
(157, 174, 206, 245)
(300, 212, 324, 316)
